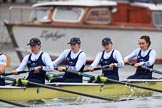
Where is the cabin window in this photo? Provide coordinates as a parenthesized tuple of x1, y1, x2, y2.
(53, 7, 84, 22)
(30, 8, 50, 22)
(86, 8, 111, 24)
(152, 12, 162, 26)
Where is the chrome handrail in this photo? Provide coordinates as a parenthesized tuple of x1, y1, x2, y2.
(9, 6, 33, 23)
(8, 6, 49, 23)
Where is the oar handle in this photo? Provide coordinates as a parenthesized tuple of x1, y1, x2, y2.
(54, 67, 58, 70)
(126, 62, 162, 75)
(3, 71, 30, 76)
(126, 62, 152, 71)
(83, 65, 110, 72)
(3, 67, 39, 76)
(125, 62, 135, 66)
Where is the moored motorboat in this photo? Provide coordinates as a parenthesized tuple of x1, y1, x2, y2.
(4, 0, 162, 63)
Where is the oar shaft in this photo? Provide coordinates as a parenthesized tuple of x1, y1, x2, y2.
(27, 81, 116, 101)
(54, 73, 64, 77)
(151, 69, 162, 75)
(106, 78, 162, 93)
(83, 65, 110, 72)
(140, 66, 162, 75)
(4, 71, 30, 76)
(0, 99, 29, 107)
(54, 65, 110, 73)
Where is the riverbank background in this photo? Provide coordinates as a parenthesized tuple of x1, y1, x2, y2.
(0, 1, 35, 67)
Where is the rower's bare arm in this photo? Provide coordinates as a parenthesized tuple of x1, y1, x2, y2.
(0, 64, 5, 74)
(12, 70, 18, 75)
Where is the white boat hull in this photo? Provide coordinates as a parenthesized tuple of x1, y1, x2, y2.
(7, 25, 162, 62)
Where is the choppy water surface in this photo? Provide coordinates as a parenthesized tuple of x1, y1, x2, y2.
(1, 93, 162, 108)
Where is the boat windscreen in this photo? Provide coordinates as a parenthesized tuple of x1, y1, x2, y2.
(152, 12, 162, 27)
(52, 7, 84, 23)
(30, 7, 50, 22)
(86, 8, 111, 24)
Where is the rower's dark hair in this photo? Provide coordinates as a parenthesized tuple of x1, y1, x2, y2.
(140, 35, 151, 47)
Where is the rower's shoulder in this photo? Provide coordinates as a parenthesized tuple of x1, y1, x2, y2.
(150, 48, 156, 52)
(79, 49, 86, 55)
(64, 49, 71, 53)
(0, 54, 7, 59)
(113, 49, 121, 53)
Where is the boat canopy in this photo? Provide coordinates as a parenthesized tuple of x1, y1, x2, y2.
(32, 0, 117, 7)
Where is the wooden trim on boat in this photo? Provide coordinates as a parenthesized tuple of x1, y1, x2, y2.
(6, 23, 162, 31)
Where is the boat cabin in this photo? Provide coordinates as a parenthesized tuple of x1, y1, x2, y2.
(5, 0, 162, 63)
(26, 0, 162, 29)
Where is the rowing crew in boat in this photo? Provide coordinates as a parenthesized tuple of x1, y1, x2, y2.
(0, 35, 157, 86)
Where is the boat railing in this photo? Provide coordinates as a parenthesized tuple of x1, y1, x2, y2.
(8, 6, 33, 23)
(8, 6, 50, 23)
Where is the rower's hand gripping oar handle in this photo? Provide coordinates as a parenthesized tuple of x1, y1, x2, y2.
(126, 62, 153, 72)
(84, 65, 110, 72)
(7, 67, 35, 76)
(125, 62, 135, 66)
(54, 67, 58, 70)
(54, 65, 110, 73)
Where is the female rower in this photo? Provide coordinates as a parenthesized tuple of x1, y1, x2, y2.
(12, 38, 54, 84)
(124, 35, 156, 79)
(88, 37, 124, 83)
(51, 37, 86, 83)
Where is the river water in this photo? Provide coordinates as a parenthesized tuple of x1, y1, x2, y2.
(1, 89, 162, 108)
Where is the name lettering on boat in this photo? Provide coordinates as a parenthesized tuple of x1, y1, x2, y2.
(39, 30, 65, 41)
